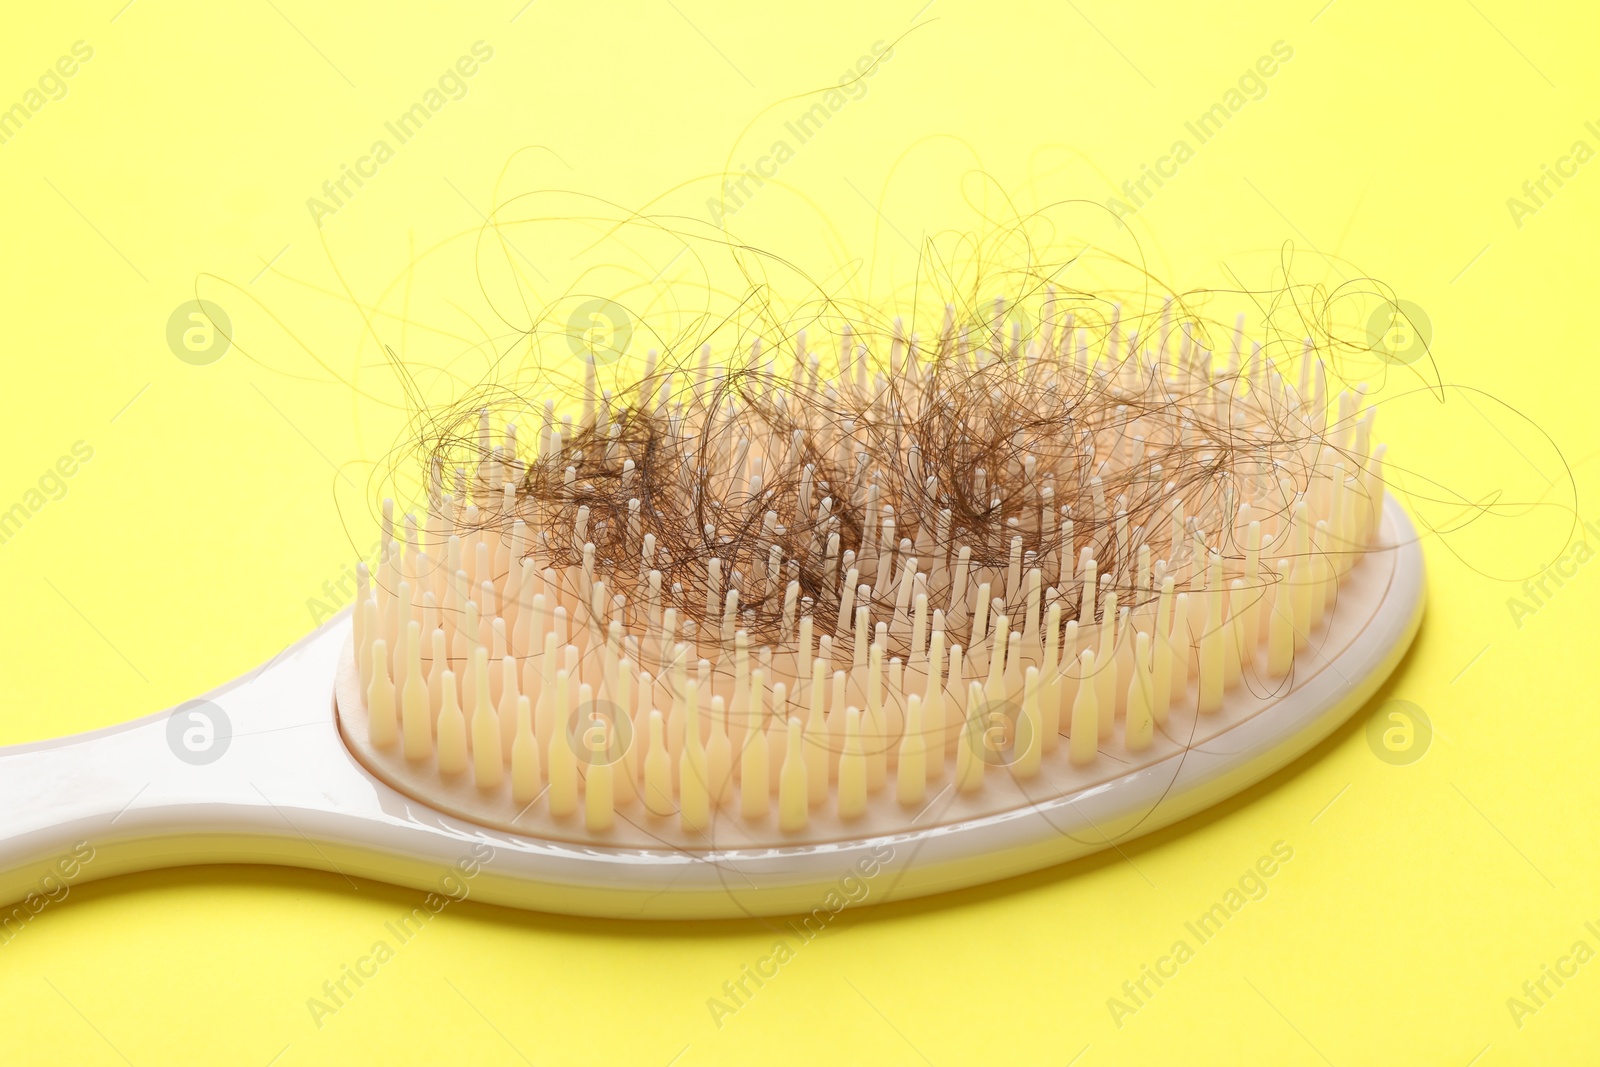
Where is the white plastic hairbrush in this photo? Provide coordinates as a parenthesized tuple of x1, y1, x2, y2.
(0, 301, 1425, 919)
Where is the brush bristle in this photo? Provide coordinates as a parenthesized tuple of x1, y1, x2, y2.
(343, 296, 1387, 843)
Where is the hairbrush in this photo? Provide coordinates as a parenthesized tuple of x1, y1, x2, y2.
(0, 295, 1423, 918)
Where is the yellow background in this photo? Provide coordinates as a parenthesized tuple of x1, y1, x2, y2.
(2, 1, 1597, 1063)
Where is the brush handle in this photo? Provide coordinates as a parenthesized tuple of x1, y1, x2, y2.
(0, 623, 353, 907)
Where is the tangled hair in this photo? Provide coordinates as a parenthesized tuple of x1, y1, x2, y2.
(387, 266, 1393, 662)
(329, 196, 1580, 852)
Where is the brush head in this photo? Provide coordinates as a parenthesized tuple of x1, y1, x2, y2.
(335, 296, 1397, 860)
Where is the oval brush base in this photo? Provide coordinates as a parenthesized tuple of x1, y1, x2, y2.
(332, 496, 1424, 916)
(0, 505, 1421, 921)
